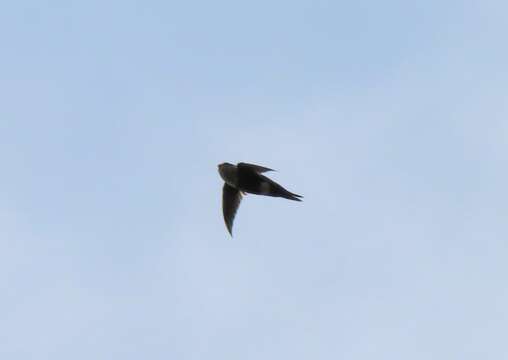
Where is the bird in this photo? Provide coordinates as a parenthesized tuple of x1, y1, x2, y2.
(218, 162, 302, 235)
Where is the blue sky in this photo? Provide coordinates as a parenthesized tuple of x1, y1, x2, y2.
(1, 1, 507, 359)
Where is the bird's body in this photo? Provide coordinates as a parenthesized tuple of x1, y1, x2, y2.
(218, 162, 302, 235)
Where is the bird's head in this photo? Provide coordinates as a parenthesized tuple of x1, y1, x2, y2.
(217, 162, 237, 185)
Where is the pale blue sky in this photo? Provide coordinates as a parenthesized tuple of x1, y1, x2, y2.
(1, 1, 507, 359)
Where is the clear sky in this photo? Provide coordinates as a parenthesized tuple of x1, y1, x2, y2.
(1, 1, 507, 359)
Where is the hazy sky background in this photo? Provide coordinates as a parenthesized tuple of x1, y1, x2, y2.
(1, 1, 507, 359)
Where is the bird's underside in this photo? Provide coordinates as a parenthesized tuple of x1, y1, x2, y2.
(218, 162, 302, 235)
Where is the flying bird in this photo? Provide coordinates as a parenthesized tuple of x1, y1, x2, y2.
(218, 162, 302, 235)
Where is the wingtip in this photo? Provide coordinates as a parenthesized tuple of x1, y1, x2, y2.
(226, 226, 234, 237)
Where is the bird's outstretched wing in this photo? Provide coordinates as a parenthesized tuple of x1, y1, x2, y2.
(222, 183, 243, 236)
(237, 162, 274, 173)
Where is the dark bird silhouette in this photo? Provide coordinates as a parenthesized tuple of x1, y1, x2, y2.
(218, 162, 302, 235)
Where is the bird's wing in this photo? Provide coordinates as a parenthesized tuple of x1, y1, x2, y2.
(222, 183, 243, 236)
(237, 162, 275, 173)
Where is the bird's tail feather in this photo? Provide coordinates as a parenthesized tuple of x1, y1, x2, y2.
(272, 184, 303, 201)
(282, 191, 303, 201)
